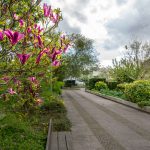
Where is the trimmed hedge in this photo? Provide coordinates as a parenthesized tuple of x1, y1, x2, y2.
(125, 80, 150, 103)
(106, 81, 118, 90)
(95, 81, 108, 91)
(87, 78, 106, 90)
(64, 80, 76, 87)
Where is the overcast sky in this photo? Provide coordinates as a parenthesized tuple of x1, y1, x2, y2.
(43, 0, 150, 66)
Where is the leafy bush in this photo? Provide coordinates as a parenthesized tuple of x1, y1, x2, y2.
(95, 81, 108, 91)
(125, 80, 150, 103)
(64, 80, 76, 87)
(137, 101, 150, 108)
(41, 98, 66, 114)
(106, 81, 118, 90)
(100, 89, 126, 99)
(117, 83, 129, 92)
(53, 81, 64, 94)
(88, 78, 106, 90)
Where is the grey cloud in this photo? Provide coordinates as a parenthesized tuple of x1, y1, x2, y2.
(76, 0, 90, 8)
(90, 8, 97, 14)
(63, 0, 89, 23)
(59, 19, 81, 34)
(72, 11, 87, 23)
(103, 0, 150, 50)
(116, 0, 127, 5)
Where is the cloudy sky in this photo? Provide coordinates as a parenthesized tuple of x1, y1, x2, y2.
(43, 0, 150, 66)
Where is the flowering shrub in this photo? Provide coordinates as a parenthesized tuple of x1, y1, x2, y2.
(0, 0, 70, 111)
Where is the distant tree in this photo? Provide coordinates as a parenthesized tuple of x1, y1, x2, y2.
(110, 40, 150, 82)
(55, 34, 99, 80)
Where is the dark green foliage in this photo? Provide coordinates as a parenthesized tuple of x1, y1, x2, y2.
(53, 81, 64, 94)
(100, 89, 126, 99)
(117, 83, 129, 92)
(0, 113, 45, 150)
(106, 81, 118, 90)
(137, 101, 150, 108)
(42, 99, 67, 114)
(95, 81, 108, 91)
(64, 80, 76, 87)
(125, 80, 150, 103)
(87, 78, 106, 90)
(0, 80, 71, 149)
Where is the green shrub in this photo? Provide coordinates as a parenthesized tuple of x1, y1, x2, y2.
(137, 101, 150, 108)
(125, 80, 150, 103)
(95, 81, 108, 91)
(53, 81, 64, 94)
(106, 81, 118, 90)
(41, 99, 66, 113)
(64, 80, 76, 87)
(88, 78, 106, 90)
(117, 83, 129, 92)
(100, 89, 126, 99)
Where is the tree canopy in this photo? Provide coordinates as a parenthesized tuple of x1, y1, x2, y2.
(55, 34, 99, 80)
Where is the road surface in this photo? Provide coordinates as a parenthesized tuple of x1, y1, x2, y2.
(63, 89, 150, 150)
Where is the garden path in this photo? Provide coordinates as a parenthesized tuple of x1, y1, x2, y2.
(63, 89, 150, 150)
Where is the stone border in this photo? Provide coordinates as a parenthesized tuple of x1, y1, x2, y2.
(46, 119, 52, 150)
(85, 89, 150, 114)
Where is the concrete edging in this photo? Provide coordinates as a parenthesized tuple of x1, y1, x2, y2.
(46, 119, 52, 150)
(85, 89, 150, 114)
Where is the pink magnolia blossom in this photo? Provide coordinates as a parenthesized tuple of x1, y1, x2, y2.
(37, 35, 43, 47)
(4, 30, 24, 45)
(34, 24, 43, 33)
(50, 48, 62, 61)
(52, 60, 61, 67)
(27, 27, 32, 33)
(17, 53, 31, 65)
(64, 44, 69, 52)
(37, 25, 43, 33)
(1, 76, 9, 83)
(43, 3, 51, 17)
(8, 88, 16, 95)
(36, 48, 49, 64)
(0, 31, 3, 41)
(13, 77, 21, 86)
(51, 13, 59, 24)
(13, 13, 19, 20)
(28, 76, 36, 83)
(19, 19, 24, 27)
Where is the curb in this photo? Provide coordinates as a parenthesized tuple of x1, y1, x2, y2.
(85, 89, 150, 114)
(46, 119, 52, 150)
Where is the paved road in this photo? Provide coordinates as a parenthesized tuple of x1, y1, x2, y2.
(63, 89, 150, 150)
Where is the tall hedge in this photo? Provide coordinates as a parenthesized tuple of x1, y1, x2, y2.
(87, 78, 106, 90)
(106, 81, 118, 90)
(64, 80, 76, 87)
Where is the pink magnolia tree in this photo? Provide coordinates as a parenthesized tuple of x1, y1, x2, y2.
(0, 0, 70, 111)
